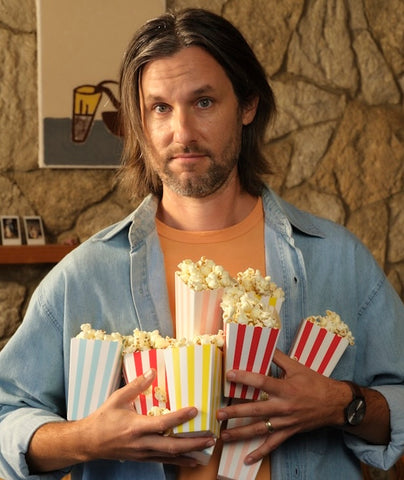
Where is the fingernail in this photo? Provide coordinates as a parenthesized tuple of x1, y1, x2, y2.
(217, 411, 228, 421)
(206, 438, 216, 447)
(244, 456, 255, 465)
(221, 431, 230, 441)
(143, 369, 154, 380)
(187, 407, 198, 418)
(227, 371, 236, 380)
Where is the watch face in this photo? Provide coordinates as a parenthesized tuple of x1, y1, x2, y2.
(346, 399, 366, 426)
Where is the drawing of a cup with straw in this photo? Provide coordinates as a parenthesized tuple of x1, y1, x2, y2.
(72, 85, 102, 142)
(72, 81, 121, 143)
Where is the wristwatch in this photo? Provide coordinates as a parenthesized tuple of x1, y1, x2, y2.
(343, 381, 366, 426)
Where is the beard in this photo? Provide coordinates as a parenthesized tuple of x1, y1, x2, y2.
(145, 123, 243, 199)
(160, 150, 238, 198)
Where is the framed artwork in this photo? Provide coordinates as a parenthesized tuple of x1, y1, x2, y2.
(37, 0, 165, 168)
(23, 216, 46, 245)
(1, 216, 22, 245)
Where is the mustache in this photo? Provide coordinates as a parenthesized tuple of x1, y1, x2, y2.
(168, 145, 211, 157)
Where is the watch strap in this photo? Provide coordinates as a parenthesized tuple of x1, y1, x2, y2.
(344, 381, 364, 401)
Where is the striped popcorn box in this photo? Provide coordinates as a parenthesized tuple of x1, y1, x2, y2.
(289, 319, 350, 377)
(175, 275, 224, 339)
(218, 416, 263, 480)
(164, 343, 223, 437)
(67, 337, 122, 420)
(123, 349, 169, 414)
(224, 322, 280, 399)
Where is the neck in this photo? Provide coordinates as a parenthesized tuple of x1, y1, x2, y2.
(157, 177, 258, 231)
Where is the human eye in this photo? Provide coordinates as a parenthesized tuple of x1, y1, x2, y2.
(153, 103, 171, 114)
(197, 97, 213, 109)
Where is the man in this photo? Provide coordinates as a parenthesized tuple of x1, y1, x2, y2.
(0, 8, 403, 480)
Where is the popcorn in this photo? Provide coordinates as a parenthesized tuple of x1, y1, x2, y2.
(176, 257, 234, 291)
(76, 323, 124, 342)
(147, 405, 171, 416)
(122, 328, 173, 354)
(305, 310, 354, 345)
(221, 268, 284, 328)
(123, 328, 225, 354)
(289, 310, 354, 377)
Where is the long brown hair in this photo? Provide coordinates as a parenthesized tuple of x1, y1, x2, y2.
(117, 8, 276, 199)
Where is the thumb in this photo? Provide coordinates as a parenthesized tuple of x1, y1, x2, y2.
(113, 368, 156, 406)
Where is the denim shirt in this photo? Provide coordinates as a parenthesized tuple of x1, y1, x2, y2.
(0, 186, 403, 480)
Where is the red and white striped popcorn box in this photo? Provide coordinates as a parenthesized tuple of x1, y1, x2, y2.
(67, 338, 122, 420)
(175, 275, 224, 339)
(224, 322, 280, 400)
(164, 343, 223, 437)
(122, 348, 169, 414)
(218, 415, 263, 480)
(289, 319, 350, 377)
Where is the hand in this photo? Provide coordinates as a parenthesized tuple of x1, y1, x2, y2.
(82, 369, 215, 466)
(216, 349, 349, 465)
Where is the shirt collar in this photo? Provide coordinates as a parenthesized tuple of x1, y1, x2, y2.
(94, 186, 326, 244)
(262, 186, 326, 239)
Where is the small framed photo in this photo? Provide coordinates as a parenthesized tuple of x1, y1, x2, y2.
(23, 216, 46, 245)
(1, 216, 22, 245)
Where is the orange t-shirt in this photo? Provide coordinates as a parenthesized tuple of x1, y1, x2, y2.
(156, 198, 270, 479)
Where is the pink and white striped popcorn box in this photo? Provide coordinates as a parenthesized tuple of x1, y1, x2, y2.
(218, 415, 263, 480)
(175, 275, 224, 339)
(123, 348, 169, 414)
(289, 319, 350, 377)
(164, 343, 223, 437)
(224, 322, 280, 400)
(67, 338, 122, 420)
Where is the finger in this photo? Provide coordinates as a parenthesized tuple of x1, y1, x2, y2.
(220, 417, 267, 442)
(217, 399, 269, 421)
(148, 406, 200, 434)
(112, 369, 157, 406)
(244, 426, 299, 465)
(272, 348, 300, 373)
(133, 433, 216, 457)
(222, 370, 280, 398)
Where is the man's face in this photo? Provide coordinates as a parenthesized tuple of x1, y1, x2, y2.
(140, 46, 256, 198)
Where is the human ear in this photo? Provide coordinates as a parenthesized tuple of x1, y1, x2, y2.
(242, 96, 259, 126)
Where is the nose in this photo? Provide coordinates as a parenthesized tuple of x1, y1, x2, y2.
(172, 108, 195, 145)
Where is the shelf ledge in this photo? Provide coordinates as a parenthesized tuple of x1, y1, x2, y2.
(0, 245, 77, 264)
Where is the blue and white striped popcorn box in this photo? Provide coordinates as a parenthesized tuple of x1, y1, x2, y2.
(67, 337, 122, 420)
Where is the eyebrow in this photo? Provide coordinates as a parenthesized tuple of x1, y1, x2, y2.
(144, 84, 216, 104)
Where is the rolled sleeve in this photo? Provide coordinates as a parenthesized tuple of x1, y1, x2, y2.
(0, 407, 68, 479)
(344, 385, 404, 470)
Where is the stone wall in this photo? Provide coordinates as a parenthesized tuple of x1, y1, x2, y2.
(1, 0, 403, 348)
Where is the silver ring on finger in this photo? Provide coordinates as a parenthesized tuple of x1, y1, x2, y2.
(264, 418, 275, 434)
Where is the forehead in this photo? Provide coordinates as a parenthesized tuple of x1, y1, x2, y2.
(140, 46, 233, 97)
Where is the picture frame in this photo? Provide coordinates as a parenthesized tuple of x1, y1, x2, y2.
(37, 0, 165, 168)
(1, 216, 22, 245)
(23, 216, 46, 245)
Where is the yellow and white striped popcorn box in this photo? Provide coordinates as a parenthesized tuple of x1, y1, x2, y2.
(164, 343, 223, 437)
(67, 338, 122, 420)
